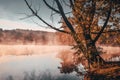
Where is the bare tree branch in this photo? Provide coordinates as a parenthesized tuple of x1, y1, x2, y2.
(24, 0, 70, 34)
(90, 0, 96, 26)
(69, 0, 74, 8)
(43, 0, 60, 14)
(31, 19, 49, 28)
(50, 0, 56, 22)
(89, 0, 96, 39)
(50, 11, 72, 17)
(93, 1, 112, 43)
(19, 14, 34, 20)
(55, 0, 75, 33)
(33, 1, 41, 14)
(63, 0, 70, 7)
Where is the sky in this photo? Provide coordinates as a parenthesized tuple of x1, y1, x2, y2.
(0, 0, 62, 32)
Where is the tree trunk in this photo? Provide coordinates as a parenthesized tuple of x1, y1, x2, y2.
(86, 43, 105, 68)
(84, 73, 108, 80)
(83, 26, 105, 68)
(84, 67, 120, 80)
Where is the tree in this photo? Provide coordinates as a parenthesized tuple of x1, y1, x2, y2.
(24, 0, 120, 79)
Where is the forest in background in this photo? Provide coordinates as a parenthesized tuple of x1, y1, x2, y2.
(0, 28, 56, 45)
(0, 28, 119, 46)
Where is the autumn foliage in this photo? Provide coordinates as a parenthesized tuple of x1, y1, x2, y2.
(24, 0, 120, 79)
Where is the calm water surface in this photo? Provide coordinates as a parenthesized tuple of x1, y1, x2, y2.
(0, 45, 119, 80)
(0, 45, 80, 80)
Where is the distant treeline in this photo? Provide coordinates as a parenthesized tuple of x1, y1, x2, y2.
(0, 28, 119, 46)
(0, 29, 56, 45)
(0, 28, 74, 45)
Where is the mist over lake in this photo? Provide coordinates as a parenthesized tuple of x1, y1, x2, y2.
(0, 45, 119, 80)
(0, 45, 80, 80)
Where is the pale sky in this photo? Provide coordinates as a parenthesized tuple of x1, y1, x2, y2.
(0, 0, 62, 32)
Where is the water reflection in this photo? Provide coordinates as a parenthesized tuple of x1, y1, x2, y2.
(0, 45, 119, 80)
(57, 50, 86, 76)
(0, 45, 80, 80)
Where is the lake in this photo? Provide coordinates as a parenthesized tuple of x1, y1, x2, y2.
(0, 45, 82, 80)
(0, 45, 119, 80)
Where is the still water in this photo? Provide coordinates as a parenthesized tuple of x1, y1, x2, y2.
(0, 45, 81, 80)
(0, 45, 119, 80)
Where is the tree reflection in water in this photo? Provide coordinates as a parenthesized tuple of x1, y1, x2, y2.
(57, 50, 86, 76)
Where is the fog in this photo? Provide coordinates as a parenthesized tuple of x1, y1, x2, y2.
(99, 46, 120, 60)
(0, 45, 119, 56)
(0, 45, 119, 62)
(0, 45, 72, 56)
(0, 45, 72, 80)
(0, 45, 119, 80)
